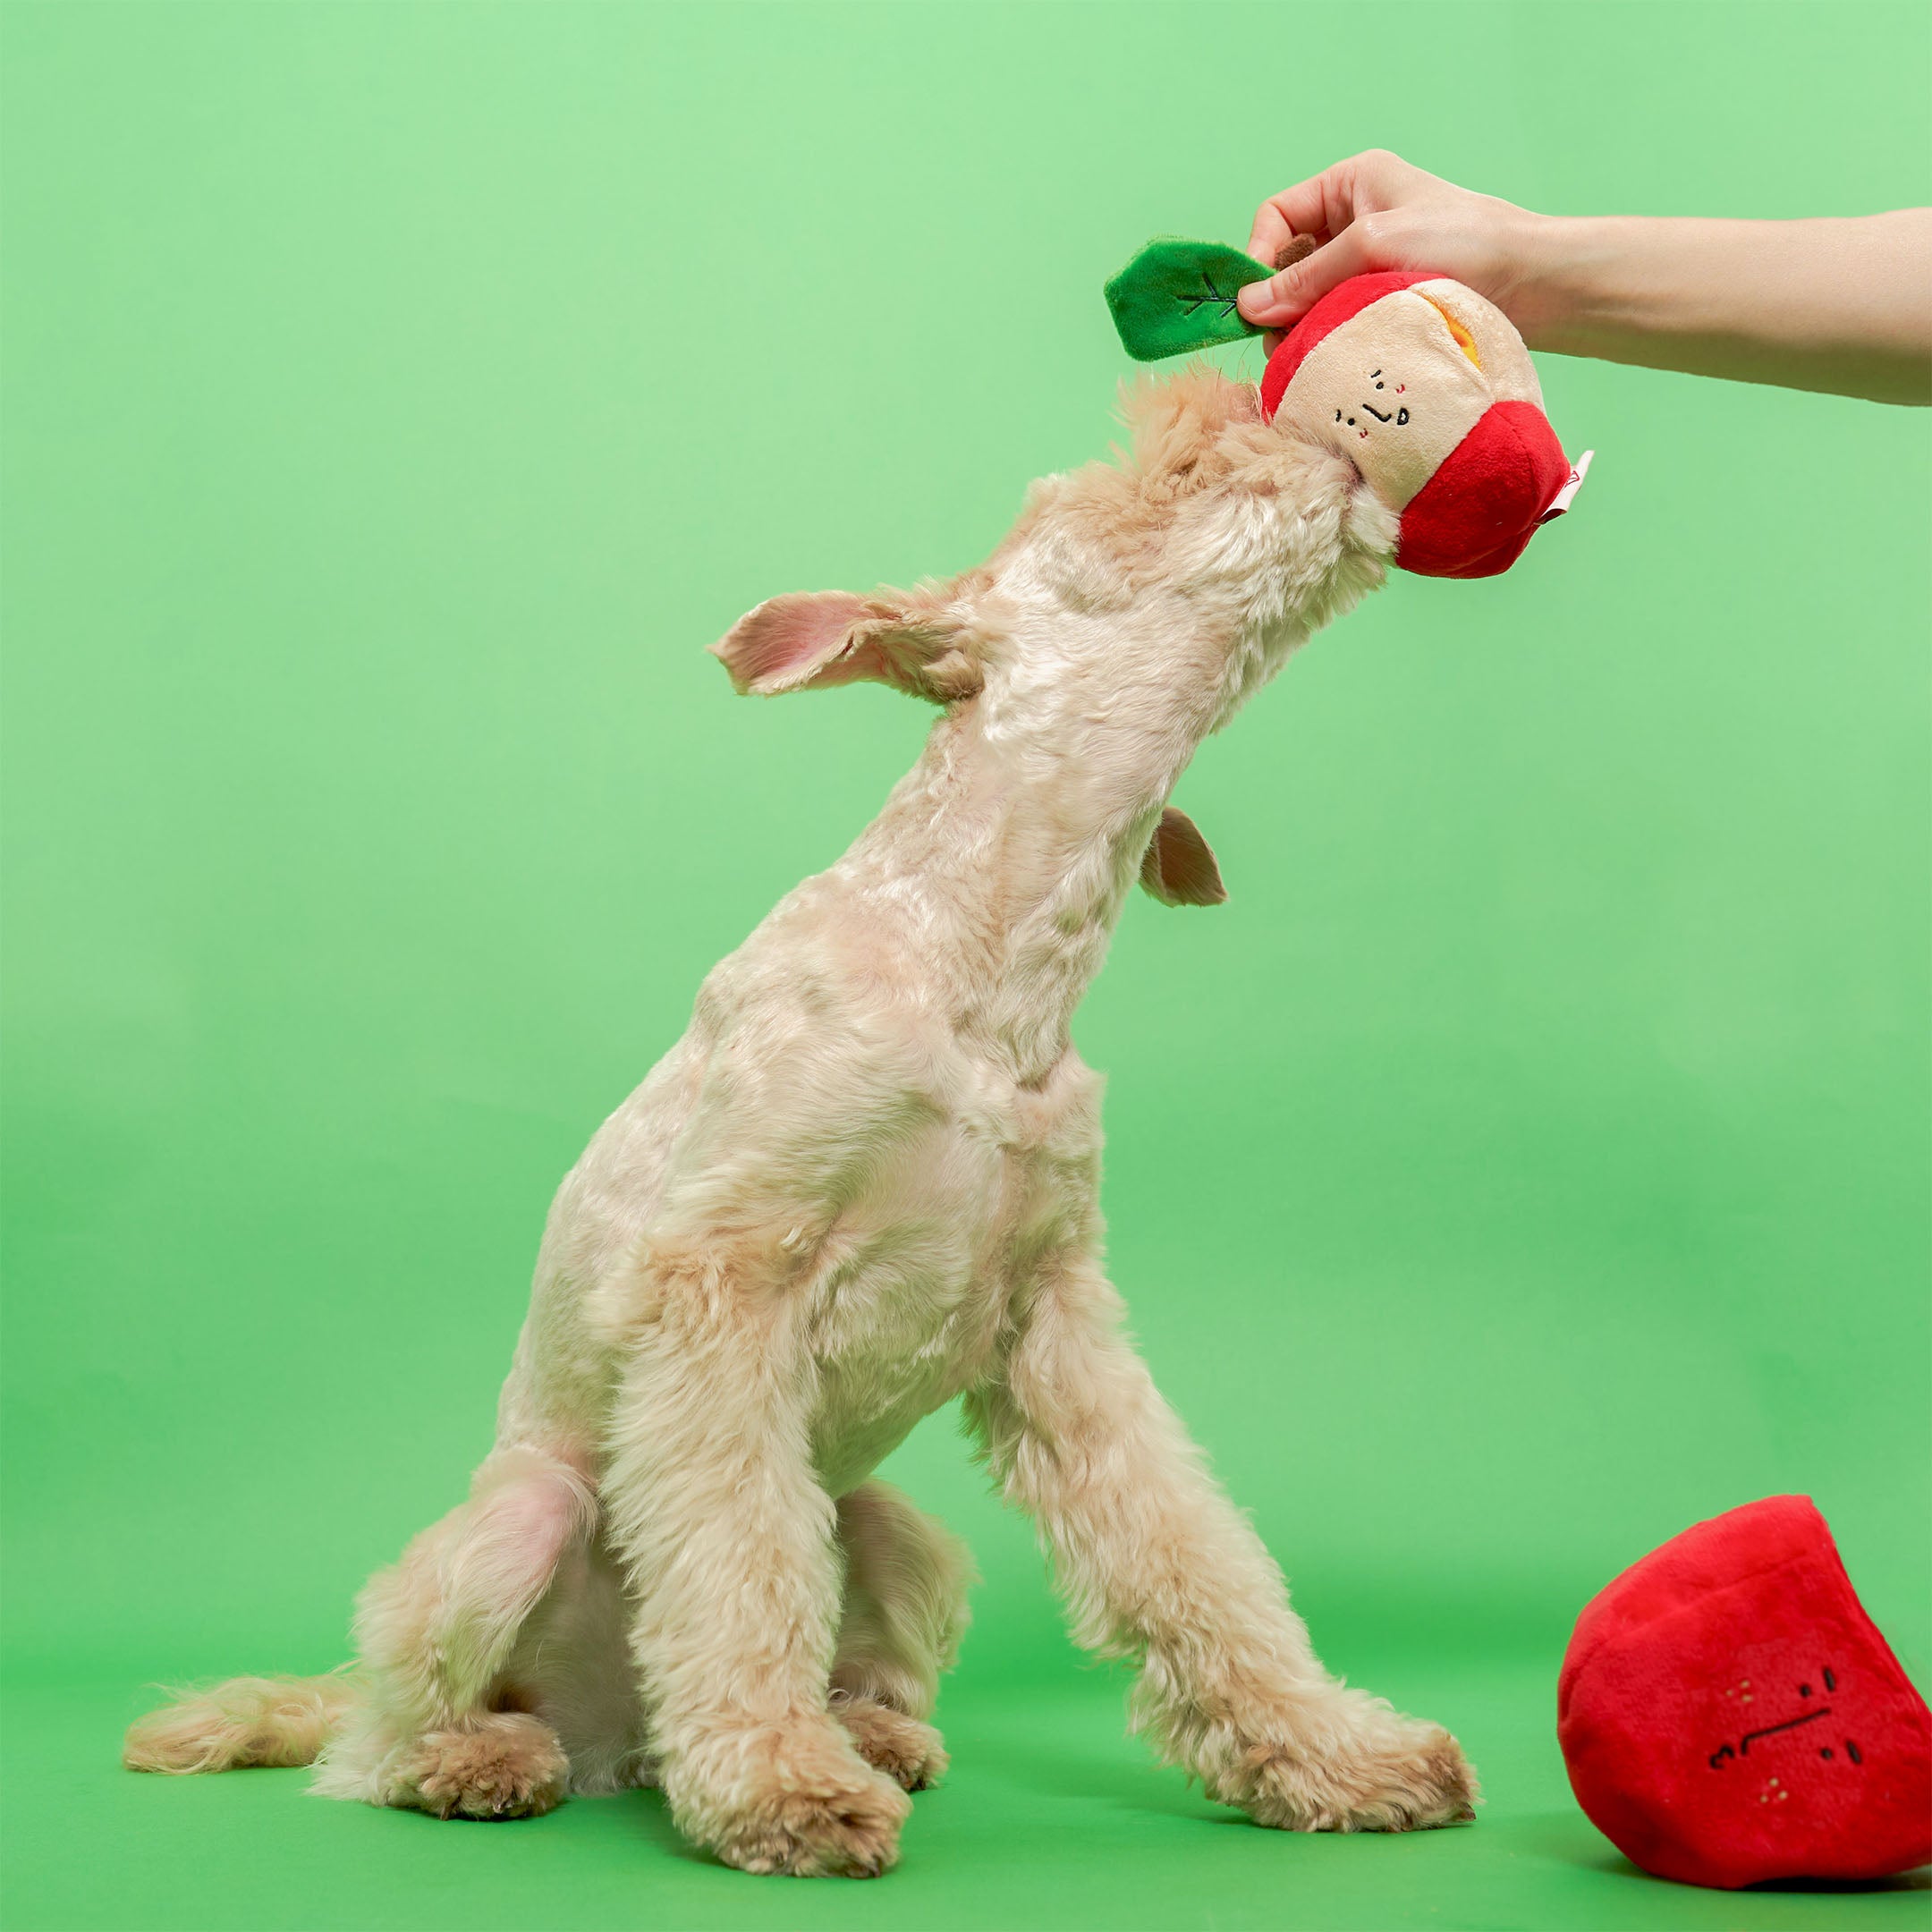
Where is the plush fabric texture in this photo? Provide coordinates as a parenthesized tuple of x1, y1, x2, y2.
(1258, 272, 1437, 419)
(1104, 240, 1273, 361)
(1260, 274, 1568, 579)
(1410, 277, 1546, 411)
(1558, 1496, 1932, 1890)
(1267, 288, 1495, 518)
(1397, 400, 1570, 579)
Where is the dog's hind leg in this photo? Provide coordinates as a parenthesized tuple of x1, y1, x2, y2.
(830, 1481, 973, 1790)
(313, 1445, 596, 1820)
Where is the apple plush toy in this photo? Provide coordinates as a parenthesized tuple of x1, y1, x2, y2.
(1106, 236, 1590, 578)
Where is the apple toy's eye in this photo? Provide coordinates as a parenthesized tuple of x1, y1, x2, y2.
(1396, 408, 1410, 426)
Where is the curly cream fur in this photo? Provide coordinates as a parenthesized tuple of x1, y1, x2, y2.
(123, 1672, 360, 1775)
(126, 369, 1470, 1873)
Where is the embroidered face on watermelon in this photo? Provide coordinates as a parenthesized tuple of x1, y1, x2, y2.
(1707, 1663, 1866, 1781)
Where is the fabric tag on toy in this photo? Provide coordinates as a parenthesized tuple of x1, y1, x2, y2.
(1539, 448, 1594, 521)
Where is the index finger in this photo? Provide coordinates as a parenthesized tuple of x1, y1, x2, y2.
(1246, 198, 1297, 266)
(1246, 165, 1359, 258)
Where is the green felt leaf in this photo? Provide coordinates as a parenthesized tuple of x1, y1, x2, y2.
(1104, 238, 1272, 361)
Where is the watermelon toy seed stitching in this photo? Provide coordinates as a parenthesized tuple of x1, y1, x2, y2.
(1559, 1496, 1932, 1889)
(1105, 233, 1593, 580)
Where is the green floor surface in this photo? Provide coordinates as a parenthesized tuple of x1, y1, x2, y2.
(7, 1659, 1926, 1932)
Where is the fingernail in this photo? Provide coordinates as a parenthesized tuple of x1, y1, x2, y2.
(1236, 278, 1276, 322)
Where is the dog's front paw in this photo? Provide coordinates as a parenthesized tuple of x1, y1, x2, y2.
(1222, 1699, 1477, 1834)
(833, 1694, 949, 1791)
(674, 1721, 911, 1877)
(389, 1713, 571, 1820)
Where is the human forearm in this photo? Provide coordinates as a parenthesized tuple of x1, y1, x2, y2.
(1237, 154, 1932, 406)
(1514, 211, 1932, 403)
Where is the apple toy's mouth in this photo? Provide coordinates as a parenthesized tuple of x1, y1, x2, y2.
(1334, 381, 1411, 443)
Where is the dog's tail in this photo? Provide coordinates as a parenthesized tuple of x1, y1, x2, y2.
(123, 1670, 360, 1775)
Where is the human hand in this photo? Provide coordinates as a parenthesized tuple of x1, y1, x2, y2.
(1239, 157, 1931, 402)
(1238, 150, 1546, 341)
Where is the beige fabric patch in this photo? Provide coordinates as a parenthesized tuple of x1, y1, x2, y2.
(1412, 279, 1544, 408)
(1274, 291, 1496, 513)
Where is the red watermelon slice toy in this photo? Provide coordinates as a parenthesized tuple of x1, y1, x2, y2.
(1559, 1496, 1932, 1889)
(1106, 236, 1591, 580)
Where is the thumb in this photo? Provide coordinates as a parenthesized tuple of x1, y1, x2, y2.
(1238, 225, 1373, 328)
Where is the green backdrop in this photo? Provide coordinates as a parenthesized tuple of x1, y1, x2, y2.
(4, 4, 1928, 1928)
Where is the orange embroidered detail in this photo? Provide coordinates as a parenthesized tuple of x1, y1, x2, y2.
(1419, 293, 1482, 369)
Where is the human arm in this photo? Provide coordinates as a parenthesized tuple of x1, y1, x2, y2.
(1236, 151, 1932, 405)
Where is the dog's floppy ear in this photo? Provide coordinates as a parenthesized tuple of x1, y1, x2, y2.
(1139, 806, 1226, 906)
(711, 591, 979, 703)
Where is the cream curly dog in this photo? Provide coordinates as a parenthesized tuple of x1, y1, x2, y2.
(127, 367, 1477, 1875)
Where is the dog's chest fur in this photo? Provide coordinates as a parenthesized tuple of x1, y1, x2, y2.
(497, 1026, 1104, 1495)
(801, 1045, 1102, 1493)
